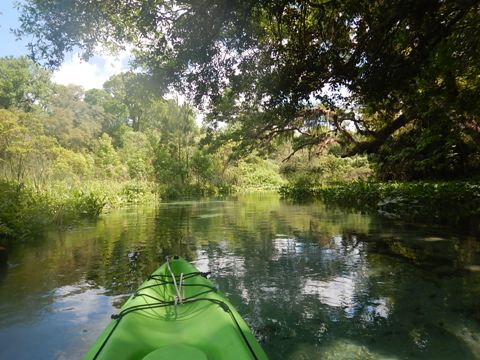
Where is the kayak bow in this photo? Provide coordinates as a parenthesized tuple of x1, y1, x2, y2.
(84, 256, 268, 360)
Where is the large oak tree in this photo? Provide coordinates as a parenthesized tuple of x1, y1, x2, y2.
(16, 0, 480, 179)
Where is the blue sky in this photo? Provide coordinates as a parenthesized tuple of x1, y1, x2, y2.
(0, 0, 30, 57)
(0, 0, 190, 111)
(0, 0, 131, 89)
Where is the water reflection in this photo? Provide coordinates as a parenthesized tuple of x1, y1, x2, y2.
(0, 193, 479, 359)
(0, 282, 117, 360)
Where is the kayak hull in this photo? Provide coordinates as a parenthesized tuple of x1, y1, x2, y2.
(84, 256, 268, 360)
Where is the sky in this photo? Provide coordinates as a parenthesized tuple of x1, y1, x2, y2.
(0, 0, 131, 89)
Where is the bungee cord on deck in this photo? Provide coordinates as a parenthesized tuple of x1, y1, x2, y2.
(92, 264, 259, 360)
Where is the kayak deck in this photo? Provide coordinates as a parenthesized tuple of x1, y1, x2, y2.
(84, 256, 268, 360)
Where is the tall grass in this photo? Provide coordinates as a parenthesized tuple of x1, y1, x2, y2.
(0, 180, 158, 244)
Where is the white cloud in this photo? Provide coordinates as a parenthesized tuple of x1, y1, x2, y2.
(52, 51, 131, 90)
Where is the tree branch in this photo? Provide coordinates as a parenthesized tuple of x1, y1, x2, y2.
(343, 113, 411, 156)
(282, 137, 323, 162)
(331, 114, 357, 144)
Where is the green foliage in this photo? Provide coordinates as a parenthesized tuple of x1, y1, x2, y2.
(279, 145, 372, 185)
(0, 181, 104, 243)
(121, 182, 156, 204)
(84, 87, 129, 141)
(120, 130, 154, 180)
(0, 180, 45, 241)
(72, 191, 106, 218)
(51, 148, 93, 180)
(102, 72, 159, 132)
(191, 150, 215, 184)
(56, 180, 158, 208)
(153, 146, 186, 198)
(152, 100, 204, 198)
(0, 57, 301, 243)
(93, 133, 124, 178)
(45, 84, 103, 151)
(278, 177, 320, 201)
(374, 120, 480, 180)
(0, 179, 160, 244)
(0, 108, 58, 184)
(233, 156, 285, 192)
(1, 59, 281, 207)
(16, 1, 480, 180)
(0, 56, 52, 111)
(280, 180, 480, 223)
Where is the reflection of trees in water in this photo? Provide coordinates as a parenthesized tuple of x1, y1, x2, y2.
(152, 204, 197, 261)
(87, 201, 479, 358)
(86, 205, 201, 297)
(195, 205, 480, 360)
(2, 196, 479, 359)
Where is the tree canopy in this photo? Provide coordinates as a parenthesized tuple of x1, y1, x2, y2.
(0, 56, 52, 111)
(1, 56, 287, 198)
(16, 0, 480, 179)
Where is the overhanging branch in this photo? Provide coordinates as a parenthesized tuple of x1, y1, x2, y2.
(343, 113, 411, 156)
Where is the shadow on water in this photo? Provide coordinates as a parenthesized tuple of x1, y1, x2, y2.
(0, 193, 479, 359)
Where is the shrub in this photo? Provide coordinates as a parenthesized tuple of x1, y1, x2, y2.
(280, 180, 480, 223)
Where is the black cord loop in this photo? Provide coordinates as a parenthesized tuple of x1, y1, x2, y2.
(92, 270, 259, 360)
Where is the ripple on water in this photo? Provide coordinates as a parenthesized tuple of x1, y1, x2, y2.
(1, 195, 479, 360)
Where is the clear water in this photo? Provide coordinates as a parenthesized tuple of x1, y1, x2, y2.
(0, 193, 479, 359)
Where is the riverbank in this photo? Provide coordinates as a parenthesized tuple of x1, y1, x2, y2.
(0, 180, 158, 244)
(279, 180, 480, 224)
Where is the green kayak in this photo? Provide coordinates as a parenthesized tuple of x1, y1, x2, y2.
(84, 256, 268, 360)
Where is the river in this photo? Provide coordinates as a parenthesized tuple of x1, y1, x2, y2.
(0, 193, 479, 359)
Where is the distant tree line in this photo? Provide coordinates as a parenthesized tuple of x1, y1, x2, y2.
(0, 56, 284, 197)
